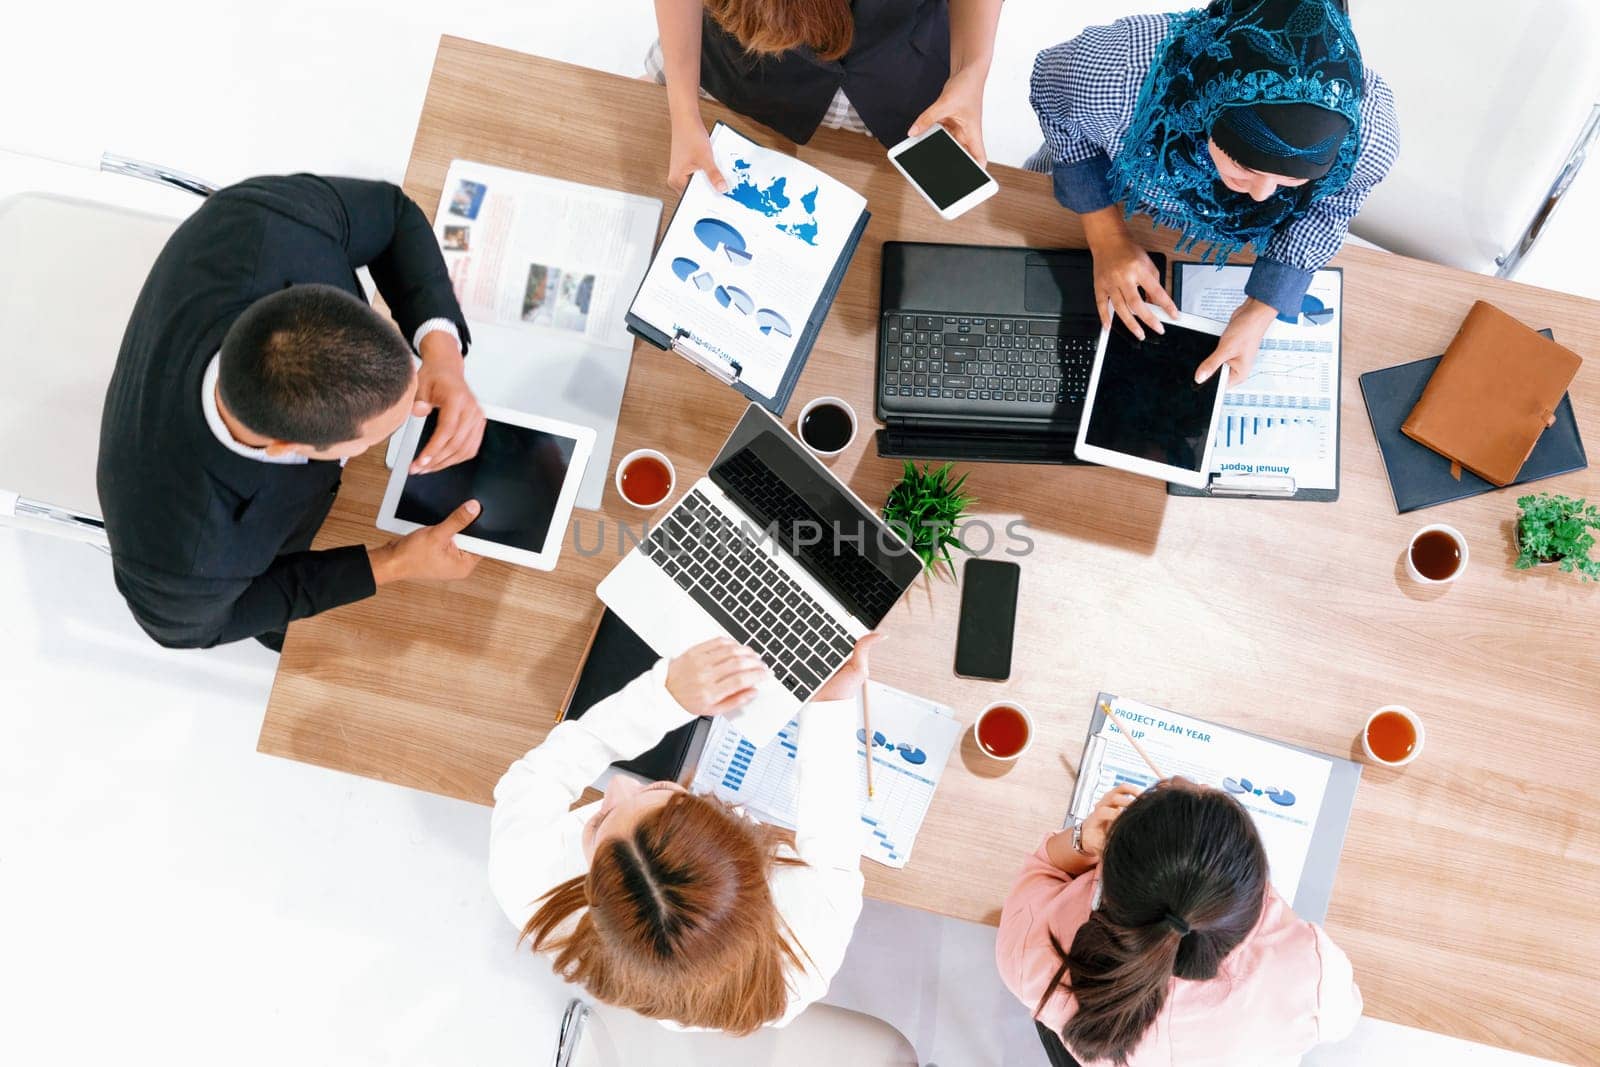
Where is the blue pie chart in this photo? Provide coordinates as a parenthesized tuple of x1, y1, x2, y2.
(715, 285, 754, 314)
(756, 308, 792, 337)
(694, 218, 750, 262)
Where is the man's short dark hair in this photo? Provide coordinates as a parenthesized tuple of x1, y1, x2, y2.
(217, 284, 414, 449)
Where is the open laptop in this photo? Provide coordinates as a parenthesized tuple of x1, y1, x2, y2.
(598, 405, 923, 745)
(875, 242, 1164, 464)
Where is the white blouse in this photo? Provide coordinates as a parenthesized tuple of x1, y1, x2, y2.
(488, 659, 865, 1028)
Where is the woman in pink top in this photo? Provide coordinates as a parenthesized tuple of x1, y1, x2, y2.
(997, 781, 1362, 1067)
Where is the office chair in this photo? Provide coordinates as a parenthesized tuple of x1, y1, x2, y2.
(552, 998, 921, 1067)
(1347, 0, 1600, 277)
(0, 153, 212, 549)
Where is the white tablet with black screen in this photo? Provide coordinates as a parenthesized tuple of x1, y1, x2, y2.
(1074, 307, 1230, 490)
(377, 405, 595, 571)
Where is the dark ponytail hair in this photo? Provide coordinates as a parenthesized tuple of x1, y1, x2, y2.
(1037, 785, 1269, 1065)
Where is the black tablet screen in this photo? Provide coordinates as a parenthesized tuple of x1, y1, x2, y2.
(1083, 319, 1222, 473)
(396, 413, 578, 553)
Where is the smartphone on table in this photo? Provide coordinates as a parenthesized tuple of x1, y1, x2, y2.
(887, 124, 999, 220)
(954, 558, 1021, 680)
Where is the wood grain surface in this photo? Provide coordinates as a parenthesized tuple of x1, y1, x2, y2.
(259, 38, 1600, 1063)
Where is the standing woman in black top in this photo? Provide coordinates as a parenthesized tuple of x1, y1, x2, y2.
(650, 0, 1002, 191)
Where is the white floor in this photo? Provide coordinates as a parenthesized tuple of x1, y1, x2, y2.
(1, 2, 1590, 1065)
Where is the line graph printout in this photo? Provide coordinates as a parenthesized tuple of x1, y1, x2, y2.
(691, 683, 963, 869)
(1178, 264, 1343, 490)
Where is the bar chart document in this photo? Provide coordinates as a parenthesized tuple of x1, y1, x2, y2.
(1177, 264, 1343, 493)
(691, 683, 963, 869)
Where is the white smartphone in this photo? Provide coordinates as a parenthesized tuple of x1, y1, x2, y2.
(887, 124, 999, 220)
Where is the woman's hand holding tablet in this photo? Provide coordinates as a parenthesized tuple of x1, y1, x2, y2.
(1073, 306, 1230, 489)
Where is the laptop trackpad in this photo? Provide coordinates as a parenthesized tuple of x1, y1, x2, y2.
(1025, 254, 1094, 316)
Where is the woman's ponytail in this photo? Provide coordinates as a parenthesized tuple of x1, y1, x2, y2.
(1043, 785, 1269, 1065)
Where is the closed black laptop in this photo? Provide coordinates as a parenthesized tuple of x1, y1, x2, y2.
(875, 242, 1164, 464)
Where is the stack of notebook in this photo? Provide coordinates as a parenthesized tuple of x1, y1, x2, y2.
(1360, 302, 1587, 513)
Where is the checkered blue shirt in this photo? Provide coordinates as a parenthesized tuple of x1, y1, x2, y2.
(1031, 13, 1401, 313)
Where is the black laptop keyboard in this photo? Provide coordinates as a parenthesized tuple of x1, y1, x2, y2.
(717, 447, 903, 623)
(880, 313, 1096, 408)
(640, 491, 858, 702)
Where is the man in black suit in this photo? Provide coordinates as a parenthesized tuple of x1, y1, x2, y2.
(99, 173, 489, 650)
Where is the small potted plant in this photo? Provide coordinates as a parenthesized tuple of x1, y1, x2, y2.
(882, 461, 974, 581)
(1514, 493, 1600, 582)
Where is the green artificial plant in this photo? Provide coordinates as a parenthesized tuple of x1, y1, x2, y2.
(1514, 493, 1600, 581)
(881, 461, 974, 581)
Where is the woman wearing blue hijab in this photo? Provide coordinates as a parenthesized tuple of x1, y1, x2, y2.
(1030, 0, 1399, 384)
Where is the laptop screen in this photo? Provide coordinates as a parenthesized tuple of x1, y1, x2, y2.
(709, 407, 922, 627)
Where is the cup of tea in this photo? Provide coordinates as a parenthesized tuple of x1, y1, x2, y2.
(616, 449, 676, 509)
(1406, 524, 1468, 584)
(1361, 704, 1425, 767)
(797, 396, 858, 459)
(974, 701, 1034, 762)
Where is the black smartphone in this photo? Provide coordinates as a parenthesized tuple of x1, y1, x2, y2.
(954, 558, 1021, 680)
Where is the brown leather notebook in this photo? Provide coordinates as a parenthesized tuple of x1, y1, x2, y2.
(1402, 301, 1584, 486)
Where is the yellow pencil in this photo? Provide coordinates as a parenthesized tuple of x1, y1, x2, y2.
(863, 684, 876, 799)
(1100, 700, 1166, 781)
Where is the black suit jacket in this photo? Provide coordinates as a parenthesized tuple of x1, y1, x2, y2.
(97, 174, 469, 649)
(699, 0, 951, 147)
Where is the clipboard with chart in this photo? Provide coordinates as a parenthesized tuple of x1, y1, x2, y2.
(625, 122, 870, 415)
(1168, 264, 1344, 502)
(1070, 692, 1361, 923)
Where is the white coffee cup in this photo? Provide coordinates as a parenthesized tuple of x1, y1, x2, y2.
(1405, 523, 1469, 584)
(796, 396, 858, 459)
(614, 448, 676, 510)
(973, 701, 1035, 762)
(1361, 704, 1426, 767)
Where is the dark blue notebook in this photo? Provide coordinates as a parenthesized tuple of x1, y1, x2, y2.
(1359, 330, 1588, 513)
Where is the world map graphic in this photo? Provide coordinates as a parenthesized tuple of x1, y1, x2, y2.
(724, 158, 822, 245)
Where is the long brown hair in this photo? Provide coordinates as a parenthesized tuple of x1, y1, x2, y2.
(522, 791, 805, 1034)
(1038, 786, 1268, 1065)
(705, 0, 854, 61)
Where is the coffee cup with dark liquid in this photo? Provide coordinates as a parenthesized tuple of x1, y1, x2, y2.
(1361, 704, 1425, 767)
(975, 701, 1034, 762)
(797, 396, 858, 459)
(616, 449, 676, 509)
(1406, 524, 1469, 585)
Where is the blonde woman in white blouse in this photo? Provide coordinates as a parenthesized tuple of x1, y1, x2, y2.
(489, 633, 880, 1034)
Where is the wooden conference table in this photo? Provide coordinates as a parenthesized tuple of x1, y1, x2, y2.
(260, 37, 1600, 1063)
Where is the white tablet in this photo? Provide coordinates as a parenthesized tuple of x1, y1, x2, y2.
(377, 405, 595, 571)
(1074, 307, 1230, 490)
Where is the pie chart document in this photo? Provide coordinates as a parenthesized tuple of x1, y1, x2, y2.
(626, 122, 869, 412)
(1175, 263, 1344, 494)
(1071, 694, 1357, 922)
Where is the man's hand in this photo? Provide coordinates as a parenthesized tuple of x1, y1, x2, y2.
(412, 332, 485, 474)
(908, 68, 989, 169)
(1194, 297, 1278, 385)
(666, 637, 769, 716)
(667, 114, 728, 194)
(813, 633, 884, 703)
(369, 499, 484, 586)
(1081, 208, 1177, 340)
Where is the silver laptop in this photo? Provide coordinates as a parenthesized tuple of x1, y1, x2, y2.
(598, 405, 923, 745)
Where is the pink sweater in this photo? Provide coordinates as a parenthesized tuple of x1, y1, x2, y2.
(996, 836, 1362, 1067)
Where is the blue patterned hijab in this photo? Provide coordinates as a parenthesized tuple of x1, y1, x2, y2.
(1108, 0, 1365, 264)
